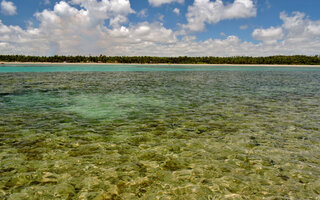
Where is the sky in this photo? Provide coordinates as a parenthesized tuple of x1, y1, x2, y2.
(0, 0, 319, 56)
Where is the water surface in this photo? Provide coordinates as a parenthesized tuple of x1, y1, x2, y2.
(0, 66, 320, 199)
(1, 64, 320, 72)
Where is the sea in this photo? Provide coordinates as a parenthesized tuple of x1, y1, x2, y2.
(0, 64, 320, 199)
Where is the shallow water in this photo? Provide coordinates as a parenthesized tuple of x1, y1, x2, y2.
(1, 64, 320, 72)
(0, 69, 320, 199)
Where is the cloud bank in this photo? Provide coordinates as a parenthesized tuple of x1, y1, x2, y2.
(0, 1, 319, 56)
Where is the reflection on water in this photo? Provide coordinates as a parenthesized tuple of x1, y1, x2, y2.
(0, 71, 320, 199)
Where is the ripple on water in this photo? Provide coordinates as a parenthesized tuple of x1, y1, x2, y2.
(0, 71, 320, 199)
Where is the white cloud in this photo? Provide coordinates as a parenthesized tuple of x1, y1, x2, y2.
(69, 0, 135, 27)
(173, 8, 180, 15)
(252, 12, 320, 49)
(31, 0, 136, 54)
(110, 22, 176, 43)
(1, 0, 17, 16)
(0, 1, 176, 56)
(148, 0, 184, 7)
(0, 19, 43, 55)
(280, 12, 320, 39)
(184, 0, 256, 31)
(252, 26, 283, 44)
(0, 2, 319, 57)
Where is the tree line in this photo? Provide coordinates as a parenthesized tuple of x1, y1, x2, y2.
(1, 55, 320, 65)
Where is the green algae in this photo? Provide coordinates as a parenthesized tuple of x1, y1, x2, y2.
(0, 71, 320, 199)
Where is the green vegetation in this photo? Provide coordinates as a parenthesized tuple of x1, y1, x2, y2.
(1, 55, 320, 65)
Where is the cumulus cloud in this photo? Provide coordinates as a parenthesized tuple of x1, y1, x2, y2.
(0, 19, 44, 55)
(148, 0, 184, 7)
(0, 0, 319, 57)
(108, 22, 176, 44)
(280, 12, 320, 40)
(1, 0, 17, 15)
(28, 0, 136, 54)
(69, 0, 134, 27)
(184, 0, 256, 31)
(252, 12, 320, 52)
(252, 26, 283, 44)
(0, 1, 177, 56)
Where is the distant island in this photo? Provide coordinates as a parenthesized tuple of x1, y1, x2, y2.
(1, 55, 320, 65)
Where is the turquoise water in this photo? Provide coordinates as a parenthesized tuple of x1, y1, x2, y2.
(1, 64, 320, 72)
(0, 66, 320, 199)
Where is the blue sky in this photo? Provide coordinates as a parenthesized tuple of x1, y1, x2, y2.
(0, 0, 320, 56)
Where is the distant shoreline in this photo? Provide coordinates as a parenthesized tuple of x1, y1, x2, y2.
(1, 55, 319, 66)
(1, 62, 320, 67)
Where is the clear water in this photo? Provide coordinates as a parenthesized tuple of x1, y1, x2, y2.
(1, 64, 320, 72)
(0, 66, 320, 199)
